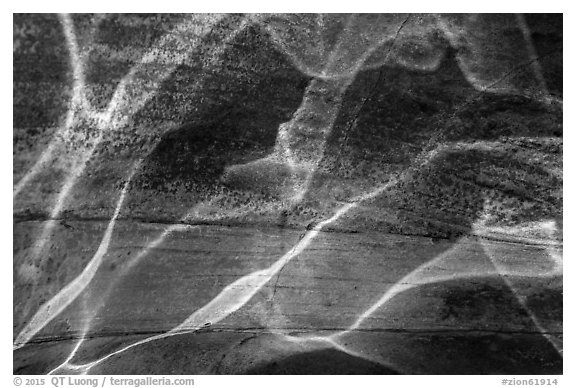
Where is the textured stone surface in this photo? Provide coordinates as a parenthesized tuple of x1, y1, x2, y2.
(14, 14, 562, 374)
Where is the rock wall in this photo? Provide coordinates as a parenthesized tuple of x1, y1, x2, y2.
(14, 13, 562, 374)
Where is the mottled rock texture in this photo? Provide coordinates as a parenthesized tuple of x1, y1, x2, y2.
(14, 14, 562, 374)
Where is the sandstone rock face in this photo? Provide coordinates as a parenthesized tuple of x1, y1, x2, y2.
(13, 14, 562, 374)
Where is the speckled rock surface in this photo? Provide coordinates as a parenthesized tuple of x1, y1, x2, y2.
(14, 14, 562, 374)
